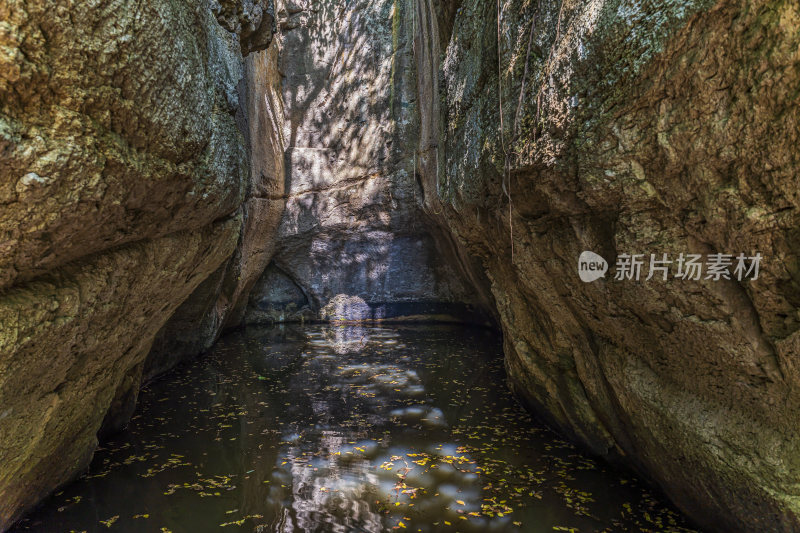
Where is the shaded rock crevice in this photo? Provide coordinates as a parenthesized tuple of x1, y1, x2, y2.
(245, 261, 313, 323)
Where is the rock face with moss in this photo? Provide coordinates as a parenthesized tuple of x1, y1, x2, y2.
(415, 0, 800, 530)
(0, 0, 282, 528)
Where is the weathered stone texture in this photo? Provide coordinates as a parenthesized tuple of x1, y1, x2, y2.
(213, 0, 276, 55)
(145, 37, 286, 371)
(416, 0, 800, 530)
(246, 0, 493, 324)
(0, 0, 278, 528)
(0, 218, 240, 528)
(0, 0, 249, 289)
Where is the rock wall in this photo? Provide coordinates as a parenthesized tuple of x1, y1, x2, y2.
(3, 0, 797, 530)
(0, 0, 281, 528)
(245, 0, 494, 325)
(415, 0, 800, 530)
(144, 32, 287, 381)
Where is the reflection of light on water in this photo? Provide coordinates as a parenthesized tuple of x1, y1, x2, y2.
(15, 324, 699, 533)
(312, 322, 372, 353)
(310, 324, 408, 355)
(276, 433, 384, 532)
(272, 439, 489, 531)
(266, 325, 496, 531)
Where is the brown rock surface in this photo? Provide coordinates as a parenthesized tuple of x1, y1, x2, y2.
(145, 38, 286, 373)
(414, 0, 800, 530)
(0, 1, 249, 289)
(0, 0, 279, 528)
(0, 219, 239, 526)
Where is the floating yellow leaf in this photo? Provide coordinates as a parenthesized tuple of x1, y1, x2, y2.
(99, 516, 119, 528)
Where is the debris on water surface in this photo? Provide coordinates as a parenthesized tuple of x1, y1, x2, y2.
(13, 325, 697, 533)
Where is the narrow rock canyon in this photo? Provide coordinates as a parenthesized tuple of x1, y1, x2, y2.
(1, 0, 798, 531)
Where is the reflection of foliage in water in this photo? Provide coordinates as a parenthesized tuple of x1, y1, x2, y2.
(13, 325, 698, 533)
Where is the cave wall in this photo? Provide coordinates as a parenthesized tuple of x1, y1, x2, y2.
(415, 0, 800, 530)
(244, 0, 494, 324)
(0, 0, 282, 528)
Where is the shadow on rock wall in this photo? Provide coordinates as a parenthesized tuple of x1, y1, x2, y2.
(246, 0, 495, 325)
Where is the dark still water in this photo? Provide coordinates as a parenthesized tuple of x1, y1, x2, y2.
(15, 325, 697, 533)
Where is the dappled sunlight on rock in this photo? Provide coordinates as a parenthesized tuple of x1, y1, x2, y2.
(244, 0, 491, 327)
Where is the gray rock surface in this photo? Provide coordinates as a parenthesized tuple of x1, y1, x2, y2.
(414, 0, 800, 530)
(246, 262, 313, 323)
(245, 0, 493, 324)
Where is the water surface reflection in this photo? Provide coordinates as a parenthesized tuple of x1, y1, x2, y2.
(14, 325, 697, 532)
